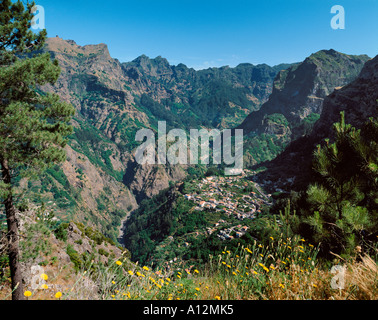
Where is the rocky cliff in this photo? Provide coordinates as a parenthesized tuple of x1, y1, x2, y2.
(239, 50, 370, 135)
(256, 54, 378, 191)
(238, 49, 370, 168)
(33, 37, 292, 238)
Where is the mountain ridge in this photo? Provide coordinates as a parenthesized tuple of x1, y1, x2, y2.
(254, 54, 378, 192)
(238, 49, 370, 135)
(32, 36, 293, 239)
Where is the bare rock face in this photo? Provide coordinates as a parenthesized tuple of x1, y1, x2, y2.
(39, 39, 373, 231)
(312, 55, 378, 140)
(66, 222, 92, 254)
(36, 36, 294, 216)
(123, 156, 187, 203)
(255, 54, 378, 191)
(66, 222, 123, 264)
(61, 145, 137, 221)
(239, 50, 370, 135)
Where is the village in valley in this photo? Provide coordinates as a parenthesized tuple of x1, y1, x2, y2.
(183, 169, 273, 242)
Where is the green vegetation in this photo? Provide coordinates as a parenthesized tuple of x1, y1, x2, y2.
(124, 190, 196, 264)
(70, 121, 124, 181)
(73, 222, 116, 246)
(287, 112, 378, 258)
(244, 133, 290, 164)
(0, 0, 75, 300)
(124, 171, 269, 267)
(123, 111, 378, 278)
(292, 113, 321, 138)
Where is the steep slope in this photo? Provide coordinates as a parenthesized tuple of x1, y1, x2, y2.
(38, 36, 292, 209)
(239, 50, 370, 135)
(0, 205, 134, 299)
(122, 56, 291, 128)
(255, 54, 378, 192)
(239, 50, 370, 167)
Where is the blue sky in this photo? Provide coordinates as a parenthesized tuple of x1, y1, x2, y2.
(34, 0, 378, 69)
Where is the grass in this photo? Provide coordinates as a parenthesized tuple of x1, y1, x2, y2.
(13, 234, 377, 300)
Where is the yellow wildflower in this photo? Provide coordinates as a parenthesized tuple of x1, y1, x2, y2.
(215, 296, 221, 300)
(258, 263, 269, 272)
(41, 284, 48, 289)
(40, 273, 48, 281)
(55, 292, 62, 299)
(143, 266, 149, 271)
(116, 261, 122, 266)
(24, 291, 32, 297)
(128, 270, 134, 275)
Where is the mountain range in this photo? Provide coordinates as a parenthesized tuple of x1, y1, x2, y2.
(30, 36, 292, 240)
(23, 36, 376, 245)
(256, 54, 378, 192)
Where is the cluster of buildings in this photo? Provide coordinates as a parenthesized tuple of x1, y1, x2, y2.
(216, 224, 249, 240)
(184, 172, 270, 221)
(183, 171, 272, 241)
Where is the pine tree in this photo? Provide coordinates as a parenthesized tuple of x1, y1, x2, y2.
(303, 111, 378, 257)
(0, 0, 75, 300)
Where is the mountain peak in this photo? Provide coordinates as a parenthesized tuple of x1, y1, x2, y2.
(238, 50, 371, 134)
(45, 37, 111, 59)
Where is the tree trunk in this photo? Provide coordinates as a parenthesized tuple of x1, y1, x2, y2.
(1, 159, 25, 300)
